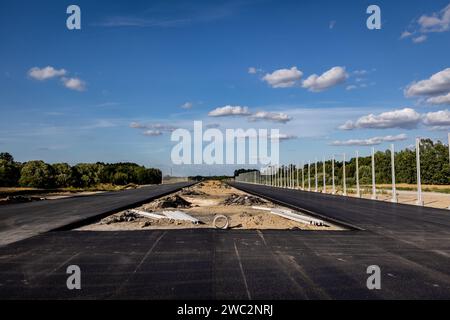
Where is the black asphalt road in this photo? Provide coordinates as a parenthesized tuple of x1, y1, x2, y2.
(0, 182, 193, 246)
(229, 182, 450, 250)
(0, 182, 450, 299)
(1, 229, 450, 299)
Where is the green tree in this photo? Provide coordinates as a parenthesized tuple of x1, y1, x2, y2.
(0, 159, 20, 187)
(19, 161, 55, 188)
(0, 152, 14, 163)
(52, 163, 73, 188)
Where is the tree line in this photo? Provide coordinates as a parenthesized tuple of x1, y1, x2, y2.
(237, 139, 450, 186)
(0, 152, 162, 188)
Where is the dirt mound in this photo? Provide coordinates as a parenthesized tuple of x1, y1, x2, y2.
(150, 195, 192, 209)
(180, 188, 206, 196)
(222, 193, 267, 206)
(101, 210, 140, 224)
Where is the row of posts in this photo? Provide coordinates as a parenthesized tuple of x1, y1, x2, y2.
(235, 137, 444, 206)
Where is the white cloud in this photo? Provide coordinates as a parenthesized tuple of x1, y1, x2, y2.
(271, 133, 297, 141)
(412, 35, 427, 43)
(339, 108, 421, 130)
(28, 66, 66, 80)
(143, 130, 163, 136)
(426, 92, 450, 105)
(400, 30, 413, 39)
(418, 4, 450, 33)
(151, 123, 177, 132)
(181, 102, 193, 109)
(235, 131, 297, 141)
(353, 69, 368, 75)
(346, 85, 357, 91)
(248, 111, 292, 123)
(130, 122, 176, 132)
(423, 109, 450, 126)
(262, 67, 303, 88)
(130, 122, 147, 129)
(401, 4, 450, 42)
(247, 67, 262, 74)
(302, 66, 348, 92)
(208, 105, 251, 117)
(61, 77, 86, 91)
(405, 68, 450, 97)
(331, 134, 408, 146)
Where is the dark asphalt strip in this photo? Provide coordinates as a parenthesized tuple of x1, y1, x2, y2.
(0, 182, 194, 246)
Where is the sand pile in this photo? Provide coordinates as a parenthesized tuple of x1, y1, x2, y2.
(147, 195, 191, 209)
(180, 188, 206, 196)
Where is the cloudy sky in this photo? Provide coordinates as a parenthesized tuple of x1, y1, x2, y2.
(1, 0, 450, 175)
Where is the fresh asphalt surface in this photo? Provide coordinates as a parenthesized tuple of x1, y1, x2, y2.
(0, 182, 193, 246)
(0, 182, 450, 299)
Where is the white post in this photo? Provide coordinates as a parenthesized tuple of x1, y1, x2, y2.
(277, 166, 279, 187)
(285, 165, 288, 188)
(308, 161, 311, 191)
(292, 164, 295, 188)
(302, 162, 305, 190)
(323, 157, 326, 193)
(287, 165, 289, 188)
(286, 164, 291, 188)
(391, 144, 397, 203)
(288, 165, 290, 188)
(286, 165, 289, 188)
(277, 166, 280, 187)
(296, 163, 299, 189)
(356, 151, 360, 198)
(315, 159, 318, 192)
(332, 156, 336, 194)
(274, 166, 276, 187)
(272, 166, 274, 186)
(291, 164, 294, 188)
(343, 153, 347, 196)
(273, 166, 275, 187)
(416, 138, 423, 206)
(371, 147, 377, 200)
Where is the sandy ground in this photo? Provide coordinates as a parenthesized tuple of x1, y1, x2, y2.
(77, 180, 343, 231)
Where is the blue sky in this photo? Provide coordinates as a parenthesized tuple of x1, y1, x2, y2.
(1, 0, 450, 175)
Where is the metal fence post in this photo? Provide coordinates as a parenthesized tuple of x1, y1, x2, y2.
(391, 144, 397, 203)
(315, 159, 318, 192)
(332, 156, 336, 195)
(308, 161, 311, 191)
(416, 138, 423, 206)
(356, 151, 360, 198)
(371, 147, 377, 200)
(343, 153, 347, 196)
(323, 157, 326, 193)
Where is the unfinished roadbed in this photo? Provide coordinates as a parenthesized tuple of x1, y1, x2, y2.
(0, 182, 194, 246)
(77, 180, 343, 231)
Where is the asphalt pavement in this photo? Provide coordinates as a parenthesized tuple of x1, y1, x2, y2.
(0, 182, 450, 299)
(0, 182, 193, 246)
